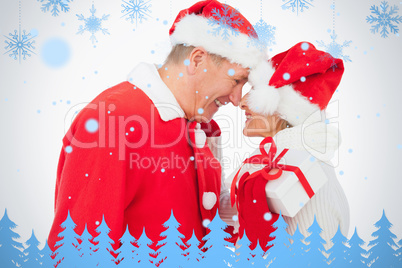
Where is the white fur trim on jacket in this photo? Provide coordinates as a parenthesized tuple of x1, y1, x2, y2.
(170, 14, 264, 69)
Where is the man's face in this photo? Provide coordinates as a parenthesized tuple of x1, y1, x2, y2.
(192, 57, 249, 122)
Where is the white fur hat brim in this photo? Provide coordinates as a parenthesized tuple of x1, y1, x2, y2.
(170, 14, 264, 69)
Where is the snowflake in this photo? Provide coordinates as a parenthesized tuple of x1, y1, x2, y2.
(77, 4, 110, 45)
(207, 4, 244, 41)
(366, 1, 402, 38)
(37, 0, 73, 17)
(4, 28, 36, 63)
(121, 0, 152, 27)
(316, 30, 351, 69)
(281, 0, 314, 15)
(248, 19, 276, 51)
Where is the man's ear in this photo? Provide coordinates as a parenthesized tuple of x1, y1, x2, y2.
(187, 47, 208, 75)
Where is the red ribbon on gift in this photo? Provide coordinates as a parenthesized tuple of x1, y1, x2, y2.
(230, 137, 315, 208)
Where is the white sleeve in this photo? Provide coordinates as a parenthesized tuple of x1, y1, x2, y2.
(207, 136, 238, 228)
(282, 162, 350, 251)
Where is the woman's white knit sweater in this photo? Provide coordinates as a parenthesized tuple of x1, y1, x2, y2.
(219, 122, 350, 250)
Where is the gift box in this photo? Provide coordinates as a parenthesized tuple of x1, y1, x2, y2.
(264, 147, 327, 217)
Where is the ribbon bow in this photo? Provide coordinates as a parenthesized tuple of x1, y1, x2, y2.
(230, 137, 315, 208)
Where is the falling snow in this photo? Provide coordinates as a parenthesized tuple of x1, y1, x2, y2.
(77, 4, 110, 45)
(207, 4, 244, 41)
(366, 1, 402, 38)
(281, 0, 314, 15)
(37, 0, 73, 17)
(121, 0, 152, 27)
(248, 19, 276, 51)
(316, 30, 351, 69)
(4, 28, 36, 63)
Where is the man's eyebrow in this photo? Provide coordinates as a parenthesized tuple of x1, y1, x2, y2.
(235, 74, 248, 80)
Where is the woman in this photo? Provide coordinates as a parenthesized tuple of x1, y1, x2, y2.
(225, 42, 350, 251)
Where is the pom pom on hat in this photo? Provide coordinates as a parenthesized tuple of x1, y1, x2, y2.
(245, 42, 345, 126)
(247, 60, 280, 115)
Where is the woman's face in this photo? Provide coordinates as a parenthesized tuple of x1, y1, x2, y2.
(240, 93, 284, 138)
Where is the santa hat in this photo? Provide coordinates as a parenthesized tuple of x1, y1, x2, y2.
(169, 0, 280, 107)
(247, 42, 345, 126)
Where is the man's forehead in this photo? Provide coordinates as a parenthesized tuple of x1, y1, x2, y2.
(233, 69, 249, 80)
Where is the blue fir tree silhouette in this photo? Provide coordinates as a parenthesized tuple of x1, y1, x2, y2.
(183, 230, 203, 268)
(201, 210, 235, 267)
(251, 239, 268, 267)
(39, 239, 55, 268)
(156, 210, 186, 267)
(347, 227, 368, 267)
(367, 209, 399, 267)
(0, 209, 25, 268)
(53, 210, 80, 268)
(304, 215, 327, 267)
(266, 212, 291, 267)
(92, 215, 116, 267)
(396, 239, 402, 264)
(76, 224, 95, 267)
(235, 230, 253, 268)
(288, 224, 308, 267)
(116, 225, 137, 267)
(136, 227, 157, 268)
(23, 229, 42, 268)
(328, 225, 349, 267)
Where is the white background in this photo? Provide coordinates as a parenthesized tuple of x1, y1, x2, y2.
(0, 0, 401, 250)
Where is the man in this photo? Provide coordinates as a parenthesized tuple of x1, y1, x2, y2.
(48, 0, 268, 256)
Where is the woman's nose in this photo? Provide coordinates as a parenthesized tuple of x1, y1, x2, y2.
(239, 93, 249, 110)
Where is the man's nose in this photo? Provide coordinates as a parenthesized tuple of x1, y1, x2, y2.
(229, 88, 242, 107)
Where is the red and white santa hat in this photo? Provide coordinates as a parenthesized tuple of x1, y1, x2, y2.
(170, 0, 280, 107)
(247, 42, 345, 126)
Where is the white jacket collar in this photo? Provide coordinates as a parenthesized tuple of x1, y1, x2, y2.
(127, 62, 185, 122)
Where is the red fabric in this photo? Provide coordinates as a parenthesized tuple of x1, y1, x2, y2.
(269, 41, 345, 110)
(48, 82, 224, 255)
(169, 0, 257, 39)
(237, 172, 279, 252)
(200, 119, 221, 137)
(231, 137, 315, 252)
(188, 121, 221, 223)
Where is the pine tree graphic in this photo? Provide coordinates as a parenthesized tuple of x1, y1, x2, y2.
(328, 225, 349, 267)
(288, 224, 308, 267)
(39, 239, 55, 268)
(235, 230, 253, 267)
(23, 230, 42, 268)
(201, 210, 236, 267)
(117, 225, 138, 267)
(92, 215, 116, 267)
(53, 211, 80, 268)
(0, 209, 25, 268)
(136, 227, 157, 268)
(251, 239, 268, 267)
(266, 212, 292, 267)
(304, 215, 328, 267)
(367, 209, 399, 267)
(156, 210, 187, 267)
(76, 224, 95, 267)
(347, 227, 368, 267)
(183, 230, 203, 268)
(396, 239, 402, 265)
